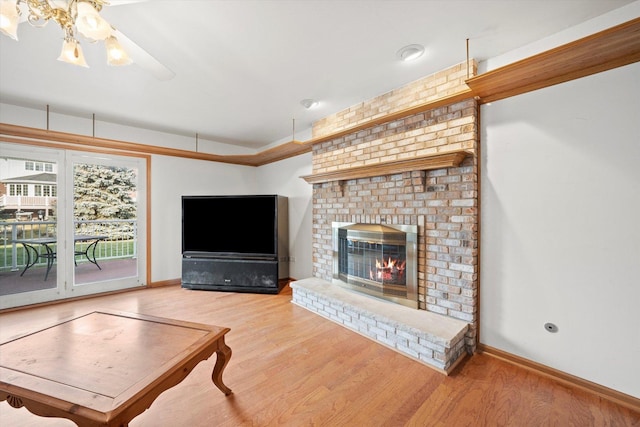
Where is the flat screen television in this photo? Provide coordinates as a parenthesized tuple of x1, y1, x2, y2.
(182, 195, 278, 259)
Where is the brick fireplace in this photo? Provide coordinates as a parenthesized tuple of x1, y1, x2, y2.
(292, 61, 479, 373)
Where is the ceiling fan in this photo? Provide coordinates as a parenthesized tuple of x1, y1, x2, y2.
(0, 0, 175, 81)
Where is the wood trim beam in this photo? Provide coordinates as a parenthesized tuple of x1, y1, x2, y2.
(466, 17, 640, 104)
(0, 123, 311, 167)
(301, 150, 470, 184)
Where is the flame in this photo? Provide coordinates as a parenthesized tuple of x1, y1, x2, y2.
(376, 257, 397, 269)
(371, 256, 406, 281)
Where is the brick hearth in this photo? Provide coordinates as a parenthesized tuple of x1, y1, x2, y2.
(291, 278, 469, 373)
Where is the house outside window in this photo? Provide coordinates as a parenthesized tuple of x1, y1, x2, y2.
(35, 184, 42, 196)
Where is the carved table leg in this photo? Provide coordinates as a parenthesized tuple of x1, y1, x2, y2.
(212, 338, 233, 395)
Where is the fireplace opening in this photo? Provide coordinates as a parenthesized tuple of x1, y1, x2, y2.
(332, 222, 418, 308)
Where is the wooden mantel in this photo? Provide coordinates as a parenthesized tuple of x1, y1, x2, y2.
(301, 150, 470, 185)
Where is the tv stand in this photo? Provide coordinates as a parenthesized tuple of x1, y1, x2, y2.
(181, 257, 285, 294)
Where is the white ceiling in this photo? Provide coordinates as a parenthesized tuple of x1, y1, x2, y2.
(0, 0, 635, 150)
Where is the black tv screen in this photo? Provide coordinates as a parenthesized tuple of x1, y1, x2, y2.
(182, 195, 278, 258)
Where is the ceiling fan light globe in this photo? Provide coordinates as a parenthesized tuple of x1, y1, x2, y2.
(76, 1, 112, 40)
(58, 38, 89, 67)
(105, 35, 132, 66)
(0, 0, 20, 40)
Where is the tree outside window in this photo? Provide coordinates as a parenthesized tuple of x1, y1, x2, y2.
(74, 165, 136, 220)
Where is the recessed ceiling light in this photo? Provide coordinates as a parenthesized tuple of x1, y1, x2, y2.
(300, 99, 319, 109)
(397, 44, 425, 62)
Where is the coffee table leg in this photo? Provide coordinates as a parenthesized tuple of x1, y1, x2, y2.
(212, 338, 233, 395)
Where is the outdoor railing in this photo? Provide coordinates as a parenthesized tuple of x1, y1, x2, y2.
(0, 194, 57, 211)
(0, 219, 137, 272)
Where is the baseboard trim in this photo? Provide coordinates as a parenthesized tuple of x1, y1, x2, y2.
(148, 278, 181, 288)
(477, 344, 640, 413)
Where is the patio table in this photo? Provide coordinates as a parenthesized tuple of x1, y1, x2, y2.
(13, 235, 107, 280)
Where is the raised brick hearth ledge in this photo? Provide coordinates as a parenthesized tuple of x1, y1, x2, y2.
(290, 278, 469, 374)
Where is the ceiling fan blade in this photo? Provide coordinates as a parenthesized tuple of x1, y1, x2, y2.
(112, 28, 175, 81)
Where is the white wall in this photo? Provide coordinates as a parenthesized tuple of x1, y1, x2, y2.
(480, 62, 640, 398)
(255, 152, 313, 280)
(0, 103, 256, 155)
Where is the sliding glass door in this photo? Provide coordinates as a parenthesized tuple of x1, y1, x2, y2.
(0, 144, 64, 307)
(0, 143, 147, 309)
(66, 151, 146, 297)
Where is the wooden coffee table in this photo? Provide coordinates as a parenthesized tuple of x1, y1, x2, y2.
(0, 310, 232, 426)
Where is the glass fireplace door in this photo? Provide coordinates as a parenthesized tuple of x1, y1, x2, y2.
(333, 222, 418, 308)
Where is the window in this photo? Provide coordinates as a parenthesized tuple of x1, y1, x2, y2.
(9, 184, 28, 196)
(25, 161, 53, 172)
(35, 185, 56, 197)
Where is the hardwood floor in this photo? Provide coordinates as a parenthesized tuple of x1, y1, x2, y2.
(1, 285, 638, 426)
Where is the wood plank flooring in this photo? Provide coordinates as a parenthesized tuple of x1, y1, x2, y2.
(0, 285, 638, 426)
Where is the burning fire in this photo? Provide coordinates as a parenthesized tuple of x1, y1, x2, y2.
(370, 257, 406, 281)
